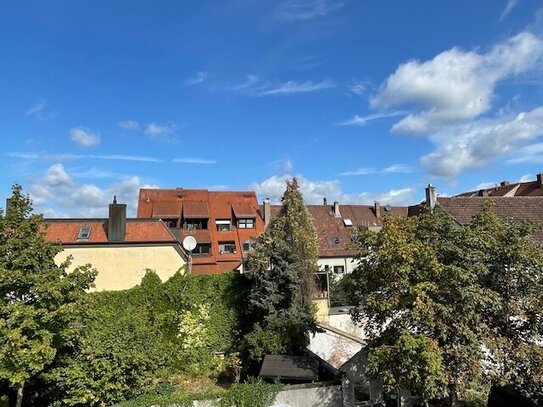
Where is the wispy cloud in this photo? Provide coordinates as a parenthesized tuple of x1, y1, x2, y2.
(144, 122, 177, 137)
(260, 80, 334, 95)
(172, 158, 217, 164)
(184, 71, 208, 86)
(276, 0, 346, 21)
(7, 151, 163, 163)
(338, 111, 406, 126)
(118, 120, 140, 130)
(25, 98, 47, 117)
(500, 0, 519, 21)
(340, 164, 414, 176)
(226, 75, 260, 92)
(349, 80, 370, 96)
(70, 127, 101, 147)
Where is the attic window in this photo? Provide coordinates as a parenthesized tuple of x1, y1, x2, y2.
(343, 218, 353, 226)
(77, 227, 91, 240)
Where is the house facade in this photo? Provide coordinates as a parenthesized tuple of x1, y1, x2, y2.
(45, 199, 187, 291)
(137, 188, 265, 274)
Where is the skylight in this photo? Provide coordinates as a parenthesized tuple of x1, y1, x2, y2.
(343, 218, 353, 226)
(77, 227, 91, 240)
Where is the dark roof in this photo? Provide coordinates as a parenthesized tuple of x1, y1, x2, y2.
(259, 355, 319, 381)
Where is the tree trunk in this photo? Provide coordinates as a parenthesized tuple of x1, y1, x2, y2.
(448, 382, 460, 407)
(15, 382, 24, 407)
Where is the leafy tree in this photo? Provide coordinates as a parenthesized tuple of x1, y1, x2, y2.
(348, 203, 543, 406)
(243, 178, 319, 367)
(0, 185, 96, 407)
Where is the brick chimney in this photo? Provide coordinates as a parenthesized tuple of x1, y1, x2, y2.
(333, 201, 341, 218)
(425, 184, 437, 212)
(108, 196, 126, 242)
(374, 201, 381, 219)
(537, 173, 543, 188)
(263, 198, 271, 226)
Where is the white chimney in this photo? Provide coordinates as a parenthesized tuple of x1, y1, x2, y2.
(263, 198, 271, 226)
(333, 201, 341, 218)
(425, 184, 437, 212)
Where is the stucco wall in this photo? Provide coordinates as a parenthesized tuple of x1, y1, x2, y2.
(318, 257, 358, 275)
(327, 313, 367, 340)
(273, 383, 343, 407)
(55, 245, 186, 291)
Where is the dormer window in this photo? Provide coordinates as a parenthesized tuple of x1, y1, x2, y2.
(216, 220, 232, 231)
(237, 218, 255, 229)
(78, 227, 91, 240)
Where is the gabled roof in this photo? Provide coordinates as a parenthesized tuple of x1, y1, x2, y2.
(457, 175, 543, 197)
(45, 218, 178, 244)
(268, 203, 408, 258)
(436, 197, 543, 225)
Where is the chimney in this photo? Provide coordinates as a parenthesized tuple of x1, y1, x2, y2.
(263, 198, 271, 226)
(374, 201, 381, 219)
(425, 184, 437, 212)
(333, 201, 341, 218)
(500, 181, 510, 187)
(108, 195, 126, 242)
(537, 174, 543, 188)
(478, 189, 488, 197)
(4, 198, 11, 217)
(323, 197, 327, 206)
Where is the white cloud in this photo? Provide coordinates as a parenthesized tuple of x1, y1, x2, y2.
(338, 111, 406, 126)
(184, 71, 208, 86)
(349, 80, 370, 96)
(473, 181, 497, 190)
(118, 120, 140, 130)
(422, 107, 543, 176)
(519, 173, 534, 182)
(251, 174, 415, 206)
(276, 0, 345, 21)
(144, 122, 177, 137)
(260, 80, 333, 95)
(500, 0, 519, 21)
(25, 99, 47, 117)
(28, 164, 158, 217)
(340, 164, 414, 176)
(70, 127, 101, 147)
(7, 151, 163, 163)
(172, 158, 217, 164)
(372, 31, 543, 135)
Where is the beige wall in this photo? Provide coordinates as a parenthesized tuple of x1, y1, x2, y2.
(318, 257, 358, 275)
(55, 245, 186, 291)
(313, 298, 329, 323)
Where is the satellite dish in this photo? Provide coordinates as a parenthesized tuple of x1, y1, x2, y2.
(384, 204, 392, 212)
(182, 236, 197, 252)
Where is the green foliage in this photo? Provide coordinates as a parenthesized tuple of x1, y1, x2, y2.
(0, 185, 96, 405)
(243, 178, 319, 368)
(368, 331, 447, 404)
(38, 271, 244, 406)
(328, 271, 355, 307)
(116, 380, 281, 407)
(349, 203, 543, 405)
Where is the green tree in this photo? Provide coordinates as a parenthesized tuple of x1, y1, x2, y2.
(348, 203, 543, 406)
(243, 178, 319, 366)
(0, 185, 96, 407)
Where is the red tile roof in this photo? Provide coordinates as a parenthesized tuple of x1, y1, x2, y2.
(457, 175, 543, 197)
(45, 218, 178, 244)
(137, 188, 265, 274)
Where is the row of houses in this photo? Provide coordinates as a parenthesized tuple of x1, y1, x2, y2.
(43, 173, 543, 291)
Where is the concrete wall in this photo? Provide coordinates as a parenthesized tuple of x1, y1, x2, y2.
(273, 383, 343, 407)
(327, 313, 367, 341)
(55, 245, 186, 291)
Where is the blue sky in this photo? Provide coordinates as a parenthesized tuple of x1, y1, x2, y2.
(1, 0, 543, 217)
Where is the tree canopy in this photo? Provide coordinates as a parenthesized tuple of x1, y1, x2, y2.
(0, 185, 96, 407)
(348, 203, 543, 406)
(243, 178, 319, 367)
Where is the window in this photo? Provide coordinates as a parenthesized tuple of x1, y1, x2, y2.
(323, 265, 330, 273)
(334, 265, 345, 274)
(237, 218, 255, 229)
(219, 242, 236, 254)
(183, 219, 208, 230)
(162, 218, 178, 228)
(343, 218, 353, 226)
(353, 382, 371, 404)
(192, 243, 211, 256)
(77, 227, 91, 240)
(216, 220, 232, 231)
(242, 241, 252, 252)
